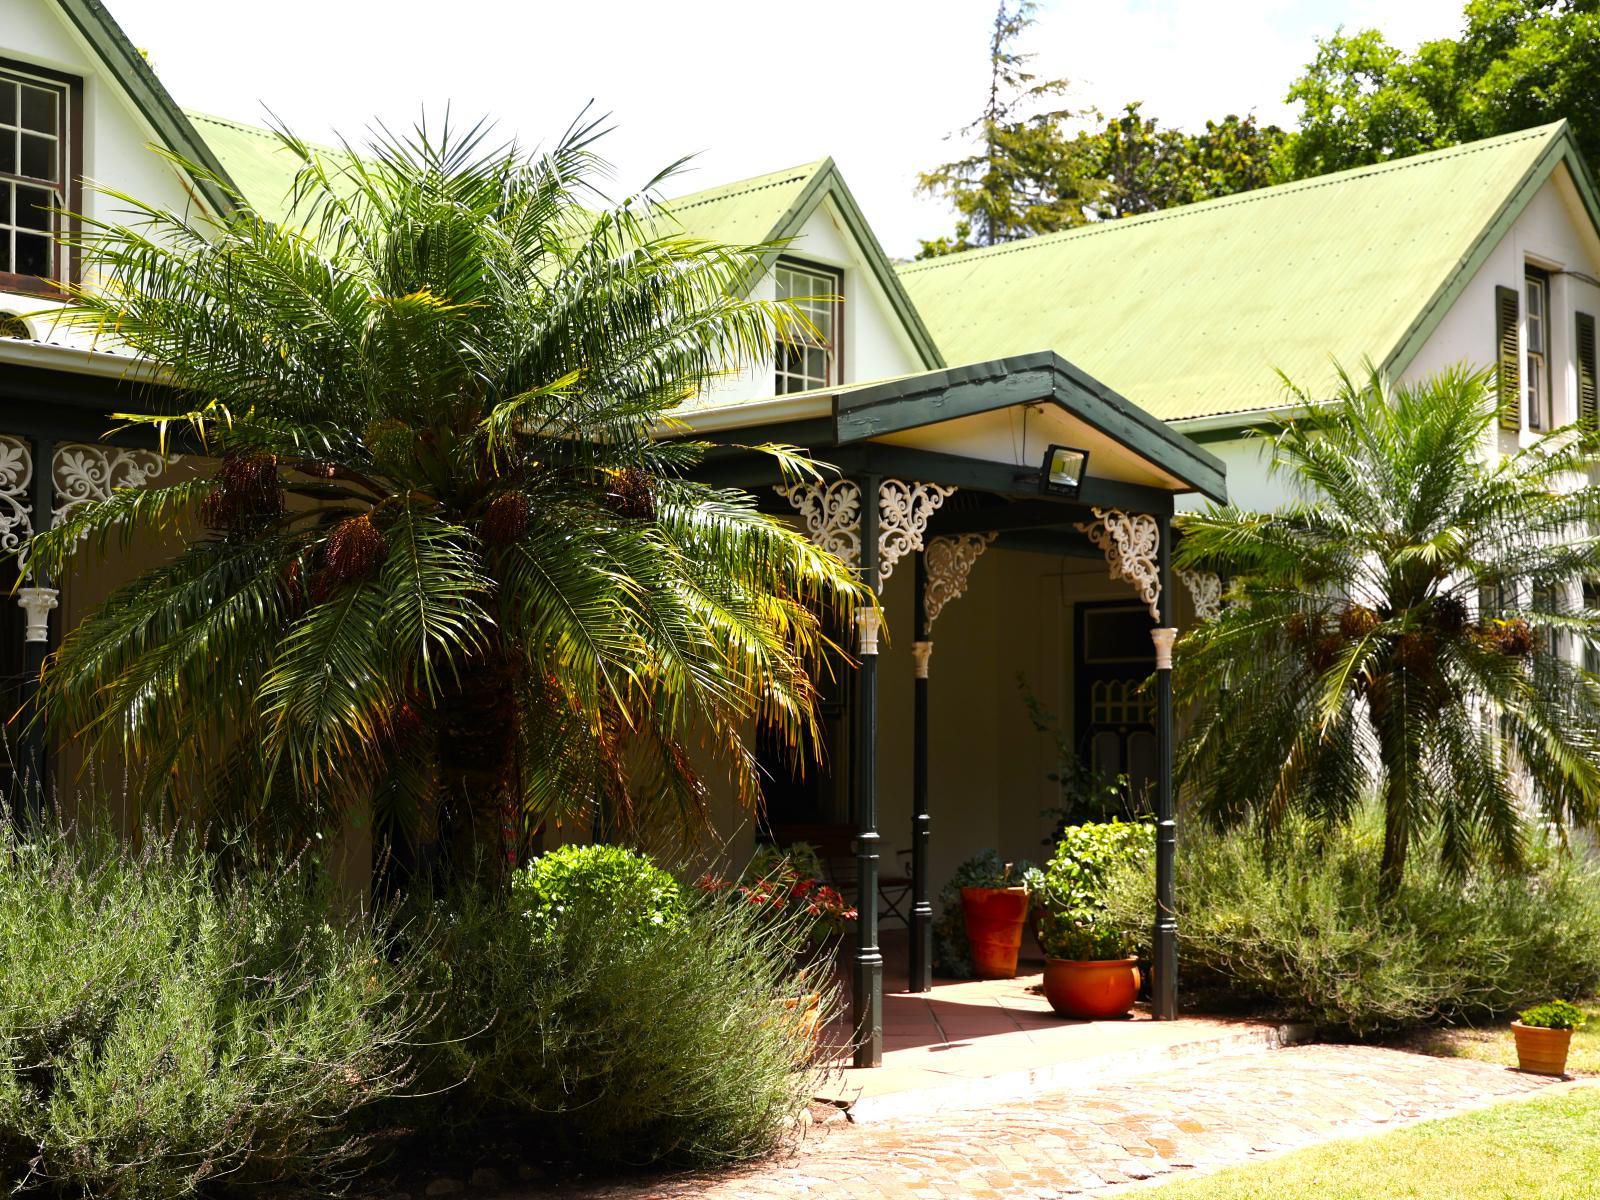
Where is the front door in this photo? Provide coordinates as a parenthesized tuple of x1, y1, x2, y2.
(1074, 601, 1157, 810)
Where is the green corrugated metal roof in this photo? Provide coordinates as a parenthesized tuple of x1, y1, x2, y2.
(898, 122, 1579, 424)
(662, 161, 828, 245)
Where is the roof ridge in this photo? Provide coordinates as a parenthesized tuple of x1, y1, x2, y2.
(668, 162, 824, 212)
(184, 110, 283, 142)
(899, 123, 1565, 274)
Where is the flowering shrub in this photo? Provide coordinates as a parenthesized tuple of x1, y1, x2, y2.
(698, 849, 855, 945)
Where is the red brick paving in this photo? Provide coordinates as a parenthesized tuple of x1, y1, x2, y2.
(512, 1044, 1561, 1199)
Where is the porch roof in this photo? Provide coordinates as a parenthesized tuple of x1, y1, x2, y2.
(676, 350, 1228, 507)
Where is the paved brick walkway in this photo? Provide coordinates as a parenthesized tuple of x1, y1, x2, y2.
(515, 1044, 1560, 1199)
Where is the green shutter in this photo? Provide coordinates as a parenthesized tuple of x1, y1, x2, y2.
(1577, 311, 1597, 431)
(1496, 284, 1521, 431)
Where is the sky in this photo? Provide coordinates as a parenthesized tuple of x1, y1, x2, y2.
(108, 0, 1468, 258)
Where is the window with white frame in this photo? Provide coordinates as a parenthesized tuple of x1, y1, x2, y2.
(1526, 266, 1551, 430)
(773, 260, 841, 394)
(0, 65, 73, 286)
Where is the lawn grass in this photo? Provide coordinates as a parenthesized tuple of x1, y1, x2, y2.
(1143, 1086, 1600, 1199)
(1395, 1003, 1600, 1076)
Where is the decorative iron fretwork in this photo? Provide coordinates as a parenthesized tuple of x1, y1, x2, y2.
(1076, 506, 1161, 621)
(778, 478, 956, 590)
(52, 444, 179, 531)
(1177, 568, 1223, 622)
(924, 531, 997, 628)
(0, 435, 33, 555)
(877, 479, 955, 589)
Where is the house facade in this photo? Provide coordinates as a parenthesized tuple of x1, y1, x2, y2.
(5, 0, 1600, 1062)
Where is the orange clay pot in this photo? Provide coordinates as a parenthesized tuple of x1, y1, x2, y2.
(774, 992, 823, 1043)
(1512, 1021, 1574, 1077)
(1043, 957, 1141, 1019)
(960, 886, 1031, 979)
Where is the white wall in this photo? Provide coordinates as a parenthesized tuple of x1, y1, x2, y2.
(2, 1, 205, 338)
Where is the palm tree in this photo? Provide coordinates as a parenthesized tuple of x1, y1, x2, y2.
(29, 114, 864, 880)
(1175, 363, 1600, 894)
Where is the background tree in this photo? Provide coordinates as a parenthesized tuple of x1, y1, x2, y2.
(916, 0, 1098, 257)
(1175, 365, 1600, 895)
(1283, 1, 1600, 178)
(32, 115, 866, 882)
(1088, 104, 1288, 220)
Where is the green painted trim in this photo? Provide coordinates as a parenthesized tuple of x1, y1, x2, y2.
(53, 0, 240, 215)
(1384, 123, 1592, 382)
(756, 159, 944, 370)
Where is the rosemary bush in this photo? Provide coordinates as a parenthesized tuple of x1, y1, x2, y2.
(0, 822, 421, 1199)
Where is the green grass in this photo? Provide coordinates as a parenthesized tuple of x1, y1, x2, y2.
(1143, 1087, 1600, 1199)
(1396, 1003, 1600, 1076)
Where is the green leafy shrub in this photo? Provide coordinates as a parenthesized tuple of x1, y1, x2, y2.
(514, 842, 683, 932)
(1104, 815, 1600, 1035)
(421, 848, 825, 1167)
(1034, 820, 1153, 961)
(0, 823, 421, 1200)
(1519, 1000, 1587, 1031)
(933, 851, 1032, 978)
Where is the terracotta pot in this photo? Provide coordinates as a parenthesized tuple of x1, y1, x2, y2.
(961, 885, 1030, 979)
(1042, 957, 1141, 1018)
(774, 992, 823, 1043)
(1512, 1020, 1574, 1076)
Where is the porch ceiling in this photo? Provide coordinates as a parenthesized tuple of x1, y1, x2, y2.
(674, 351, 1228, 506)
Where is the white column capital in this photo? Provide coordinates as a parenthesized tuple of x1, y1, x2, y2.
(910, 640, 933, 679)
(856, 608, 883, 656)
(1151, 626, 1178, 670)
(18, 586, 59, 644)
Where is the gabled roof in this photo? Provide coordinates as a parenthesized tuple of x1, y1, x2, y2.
(898, 122, 1600, 426)
(665, 160, 945, 369)
(185, 110, 309, 225)
(51, 0, 238, 214)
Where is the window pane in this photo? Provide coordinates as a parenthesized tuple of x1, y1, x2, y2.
(19, 86, 55, 135)
(0, 236, 9, 274)
(19, 134, 54, 181)
(0, 136, 14, 176)
(15, 232, 48, 276)
(16, 186, 50, 232)
(0, 83, 14, 128)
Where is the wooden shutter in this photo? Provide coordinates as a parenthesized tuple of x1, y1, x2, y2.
(1577, 311, 1597, 431)
(1496, 284, 1521, 431)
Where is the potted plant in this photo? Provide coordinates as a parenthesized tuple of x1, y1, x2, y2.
(959, 861, 1031, 980)
(1032, 820, 1153, 1018)
(1512, 1000, 1586, 1076)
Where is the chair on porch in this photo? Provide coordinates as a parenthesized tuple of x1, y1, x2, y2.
(770, 823, 913, 926)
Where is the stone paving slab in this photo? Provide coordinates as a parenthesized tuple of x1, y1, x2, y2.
(511, 1044, 1566, 1200)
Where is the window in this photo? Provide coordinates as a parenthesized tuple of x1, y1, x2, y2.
(1526, 266, 1551, 430)
(774, 260, 841, 394)
(0, 64, 75, 289)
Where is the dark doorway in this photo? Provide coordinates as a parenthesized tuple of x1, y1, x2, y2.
(1074, 600, 1157, 810)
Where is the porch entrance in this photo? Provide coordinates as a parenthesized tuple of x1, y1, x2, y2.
(1075, 600, 1158, 809)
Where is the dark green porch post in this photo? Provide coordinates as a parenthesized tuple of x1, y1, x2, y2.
(15, 435, 56, 825)
(1151, 514, 1179, 1020)
(852, 474, 883, 1067)
(909, 549, 932, 993)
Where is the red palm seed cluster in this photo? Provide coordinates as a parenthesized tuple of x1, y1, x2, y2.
(323, 513, 388, 583)
(201, 452, 283, 532)
(479, 490, 530, 547)
(604, 468, 655, 521)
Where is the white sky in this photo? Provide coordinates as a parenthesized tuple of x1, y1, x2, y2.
(108, 0, 1468, 258)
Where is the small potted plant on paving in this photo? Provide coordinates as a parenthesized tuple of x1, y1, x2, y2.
(1033, 821, 1153, 1018)
(960, 861, 1032, 980)
(1512, 1000, 1586, 1076)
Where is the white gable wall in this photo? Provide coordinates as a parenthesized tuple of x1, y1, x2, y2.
(690, 194, 924, 409)
(3, 0, 204, 329)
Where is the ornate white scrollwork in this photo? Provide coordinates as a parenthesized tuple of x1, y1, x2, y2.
(0, 435, 33, 555)
(877, 479, 955, 590)
(924, 531, 997, 629)
(1076, 507, 1162, 622)
(778, 477, 955, 591)
(1177, 567, 1224, 622)
(53, 444, 179, 532)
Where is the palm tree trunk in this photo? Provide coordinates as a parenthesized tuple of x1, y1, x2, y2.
(437, 651, 520, 885)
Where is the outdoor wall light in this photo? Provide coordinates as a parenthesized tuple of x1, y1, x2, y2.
(1040, 444, 1089, 497)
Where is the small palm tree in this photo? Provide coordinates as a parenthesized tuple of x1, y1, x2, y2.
(1176, 364, 1600, 893)
(31, 115, 863, 878)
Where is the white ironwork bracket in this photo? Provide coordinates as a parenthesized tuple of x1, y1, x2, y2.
(778, 477, 955, 591)
(1177, 568, 1223, 622)
(0, 435, 32, 556)
(53, 444, 180, 532)
(1076, 507, 1162, 622)
(924, 532, 997, 629)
